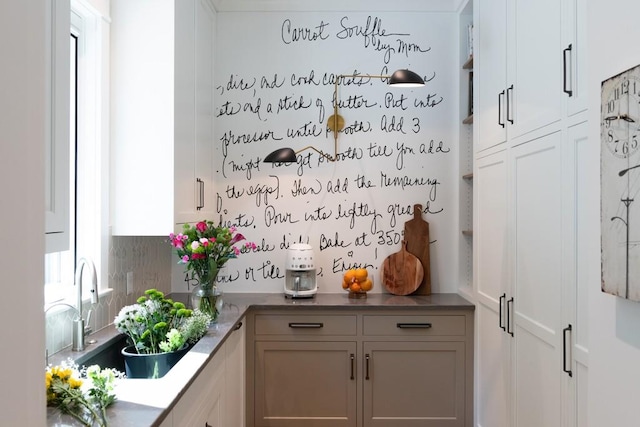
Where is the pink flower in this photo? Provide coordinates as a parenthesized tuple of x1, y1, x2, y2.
(199, 238, 209, 247)
(181, 255, 189, 263)
(191, 241, 200, 250)
(191, 253, 206, 260)
(233, 247, 240, 256)
(196, 221, 208, 233)
(230, 233, 245, 244)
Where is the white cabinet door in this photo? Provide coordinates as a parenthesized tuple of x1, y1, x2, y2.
(511, 132, 563, 427)
(474, 150, 510, 427)
(564, 0, 588, 118)
(111, 0, 216, 235)
(475, 0, 507, 153)
(175, 0, 216, 224)
(508, 0, 563, 139)
(564, 121, 589, 427)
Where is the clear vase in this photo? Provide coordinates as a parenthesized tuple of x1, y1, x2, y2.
(191, 284, 223, 323)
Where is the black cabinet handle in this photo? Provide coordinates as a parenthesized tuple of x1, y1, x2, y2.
(350, 353, 355, 380)
(506, 85, 514, 124)
(196, 178, 204, 210)
(365, 354, 370, 380)
(563, 324, 573, 377)
(396, 323, 432, 329)
(507, 297, 514, 336)
(499, 293, 506, 331)
(563, 44, 573, 97)
(234, 321, 243, 331)
(498, 90, 505, 128)
(288, 322, 323, 328)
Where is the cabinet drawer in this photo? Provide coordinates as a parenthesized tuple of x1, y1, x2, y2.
(255, 314, 356, 336)
(363, 315, 466, 336)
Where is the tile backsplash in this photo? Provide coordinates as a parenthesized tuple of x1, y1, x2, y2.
(45, 236, 172, 357)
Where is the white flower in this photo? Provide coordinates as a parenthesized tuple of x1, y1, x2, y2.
(191, 241, 200, 250)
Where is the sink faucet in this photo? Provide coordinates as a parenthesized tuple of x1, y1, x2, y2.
(73, 257, 98, 351)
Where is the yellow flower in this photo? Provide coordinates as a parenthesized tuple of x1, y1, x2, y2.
(68, 377, 83, 389)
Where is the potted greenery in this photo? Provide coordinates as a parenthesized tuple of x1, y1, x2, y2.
(114, 289, 211, 378)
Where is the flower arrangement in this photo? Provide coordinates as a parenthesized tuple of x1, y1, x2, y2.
(114, 288, 211, 355)
(169, 220, 255, 284)
(169, 220, 255, 318)
(46, 359, 124, 427)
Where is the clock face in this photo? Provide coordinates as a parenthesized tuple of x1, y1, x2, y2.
(601, 64, 640, 302)
(601, 74, 640, 158)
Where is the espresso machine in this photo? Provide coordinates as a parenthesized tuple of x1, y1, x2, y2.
(284, 243, 317, 298)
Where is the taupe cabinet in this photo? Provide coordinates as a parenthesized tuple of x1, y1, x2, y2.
(246, 309, 474, 427)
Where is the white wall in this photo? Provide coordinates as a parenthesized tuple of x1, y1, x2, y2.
(214, 11, 461, 294)
(587, 2, 640, 426)
(0, 0, 46, 425)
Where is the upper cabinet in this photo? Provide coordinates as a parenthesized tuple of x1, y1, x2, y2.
(476, 0, 580, 153)
(45, 0, 70, 253)
(110, 0, 216, 235)
(564, 0, 588, 118)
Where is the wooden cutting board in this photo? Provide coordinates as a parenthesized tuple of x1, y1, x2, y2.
(404, 204, 431, 295)
(381, 241, 424, 296)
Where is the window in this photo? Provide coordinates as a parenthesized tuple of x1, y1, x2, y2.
(45, 1, 106, 305)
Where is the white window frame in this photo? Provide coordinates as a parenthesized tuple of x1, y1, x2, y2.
(45, 0, 110, 306)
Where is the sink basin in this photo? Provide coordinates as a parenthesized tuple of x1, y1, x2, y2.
(75, 334, 128, 372)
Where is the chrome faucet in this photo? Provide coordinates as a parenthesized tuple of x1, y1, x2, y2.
(73, 257, 98, 351)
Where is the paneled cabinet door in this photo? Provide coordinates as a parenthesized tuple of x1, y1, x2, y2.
(475, 0, 507, 153)
(174, 0, 216, 224)
(476, 0, 565, 153)
(362, 341, 466, 427)
(564, 0, 588, 117)
(508, 0, 563, 139)
(511, 132, 563, 427)
(254, 341, 357, 427)
(225, 321, 246, 427)
(474, 150, 510, 427)
(172, 349, 226, 427)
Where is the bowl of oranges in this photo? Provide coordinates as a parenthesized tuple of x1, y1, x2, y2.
(342, 267, 373, 298)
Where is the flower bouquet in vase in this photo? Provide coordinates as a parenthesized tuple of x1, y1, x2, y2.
(169, 220, 255, 322)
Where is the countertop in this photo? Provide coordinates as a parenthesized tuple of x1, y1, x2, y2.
(47, 292, 474, 426)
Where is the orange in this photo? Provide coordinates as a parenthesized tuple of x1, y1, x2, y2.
(349, 282, 362, 293)
(342, 279, 350, 290)
(354, 268, 368, 283)
(360, 278, 373, 292)
(343, 269, 356, 284)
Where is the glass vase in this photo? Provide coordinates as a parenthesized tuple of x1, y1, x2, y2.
(191, 284, 223, 323)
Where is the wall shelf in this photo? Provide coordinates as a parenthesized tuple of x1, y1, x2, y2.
(462, 173, 473, 181)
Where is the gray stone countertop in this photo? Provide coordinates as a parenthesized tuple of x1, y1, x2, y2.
(47, 292, 474, 426)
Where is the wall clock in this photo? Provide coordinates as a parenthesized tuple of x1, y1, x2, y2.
(601, 64, 640, 301)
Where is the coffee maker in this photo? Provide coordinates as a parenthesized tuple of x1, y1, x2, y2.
(284, 243, 317, 298)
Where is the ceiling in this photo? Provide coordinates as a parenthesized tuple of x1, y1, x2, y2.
(211, 0, 466, 13)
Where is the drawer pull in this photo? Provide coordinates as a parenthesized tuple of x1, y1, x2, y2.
(288, 322, 324, 329)
(396, 323, 432, 329)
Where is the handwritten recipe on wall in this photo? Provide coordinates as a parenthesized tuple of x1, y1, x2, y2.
(213, 12, 458, 293)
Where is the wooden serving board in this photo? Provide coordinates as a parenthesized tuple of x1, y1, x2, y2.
(381, 241, 424, 296)
(404, 204, 431, 295)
